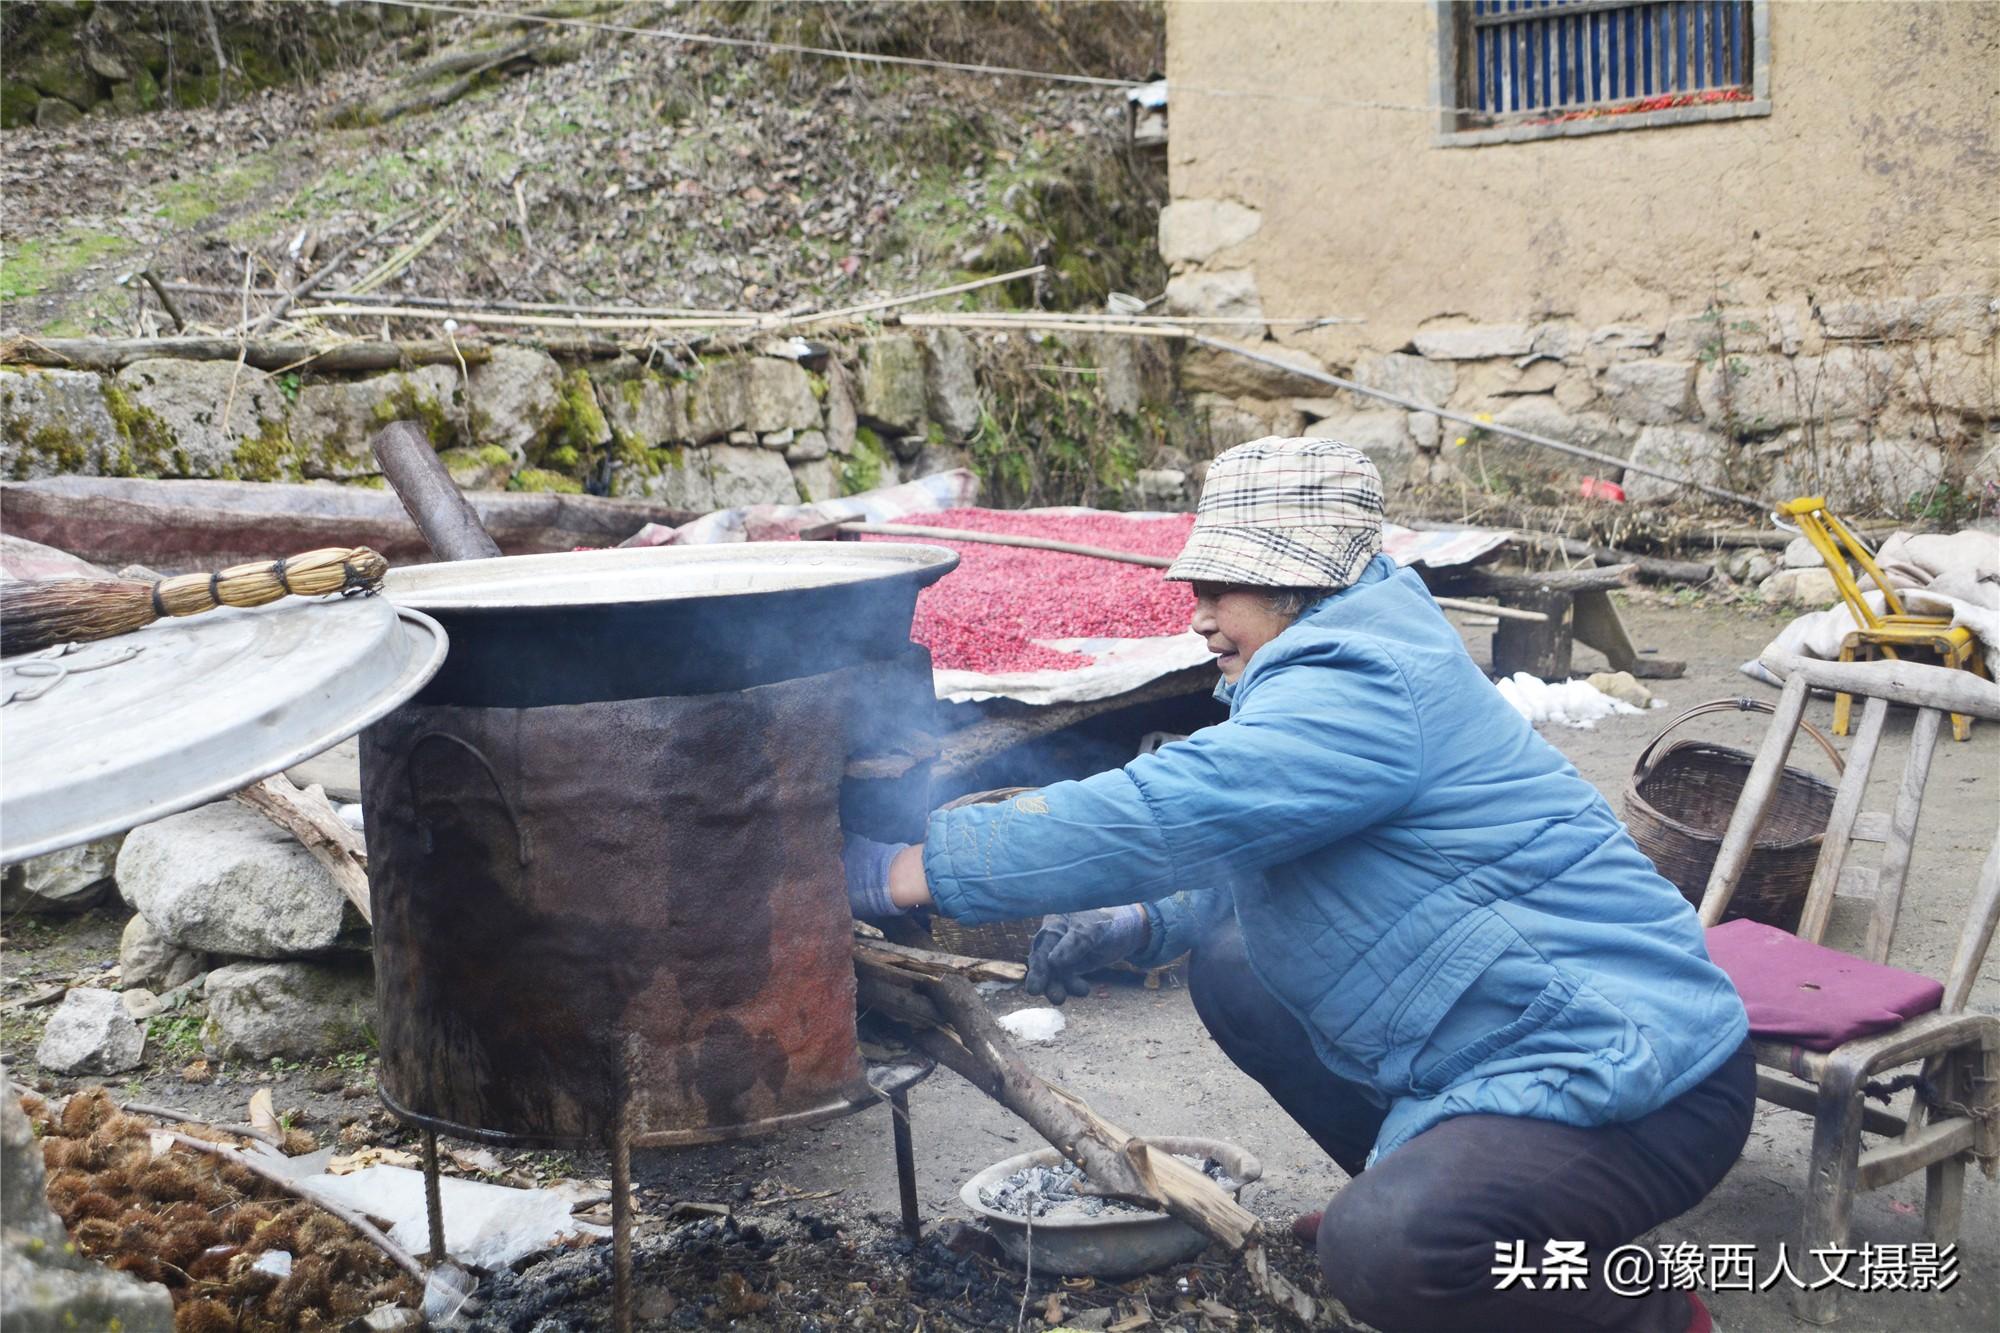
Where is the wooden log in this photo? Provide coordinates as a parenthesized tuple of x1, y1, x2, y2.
(1, 336, 494, 373)
(851, 946, 1316, 1324)
(1694, 523, 1909, 551)
(916, 969, 1317, 1323)
(1490, 586, 1573, 681)
(852, 935, 1026, 985)
(1428, 562, 1638, 596)
(1400, 519, 1714, 585)
(233, 773, 371, 924)
(372, 421, 503, 561)
(0, 477, 697, 571)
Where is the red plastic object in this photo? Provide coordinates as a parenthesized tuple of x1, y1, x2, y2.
(1579, 477, 1627, 503)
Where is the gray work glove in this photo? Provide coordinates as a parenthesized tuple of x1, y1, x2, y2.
(1023, 905, 1148, 1004)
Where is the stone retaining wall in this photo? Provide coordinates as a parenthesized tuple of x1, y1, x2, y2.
(1, 331, 1169, 509)
(1163, 207, 1996, 516)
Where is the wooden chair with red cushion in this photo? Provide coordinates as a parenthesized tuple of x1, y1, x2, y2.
(1695, 652, 2000, 1324)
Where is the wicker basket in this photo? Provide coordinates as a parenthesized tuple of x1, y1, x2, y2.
(1623, 698, 1843, 932)
(926, 787, 1042, 963)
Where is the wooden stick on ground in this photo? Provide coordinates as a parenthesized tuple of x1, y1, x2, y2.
(234, 774, 371, 923)
(120, 1100, 283, 1151)
(136, 270, 186, 332)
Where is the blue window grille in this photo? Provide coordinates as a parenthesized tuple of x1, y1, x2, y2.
(1455, 1, 1755, 123)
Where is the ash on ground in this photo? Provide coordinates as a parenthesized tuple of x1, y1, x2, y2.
(980, 1156, 1238, 1221)
(474, 1207, 1346, 1332)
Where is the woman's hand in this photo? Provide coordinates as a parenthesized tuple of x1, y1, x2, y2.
(841, 836, 934, 918)
(1024, 906, 1149, 1004)
(887, 844, 932, 911)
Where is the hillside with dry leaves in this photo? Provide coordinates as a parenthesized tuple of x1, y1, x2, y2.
(1, 1, 1167, 340)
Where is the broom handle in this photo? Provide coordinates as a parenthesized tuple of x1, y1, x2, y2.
(150, 548, 389, 619)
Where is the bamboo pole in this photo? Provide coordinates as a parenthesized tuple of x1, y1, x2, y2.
(294, 304, 761, 331)
(910, 311, 1363, 327)
(174, 284, 754, 319)
(296, 266, 1054, 335)
(785, 265, 1046, 325)
(896, 313, 1773, 512)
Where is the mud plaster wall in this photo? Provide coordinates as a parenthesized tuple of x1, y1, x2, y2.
(1160, 0, 1999, 512)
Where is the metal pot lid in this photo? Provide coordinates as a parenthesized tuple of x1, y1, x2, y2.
(0, 596, 446, 864)
(381, 541, 960, 611)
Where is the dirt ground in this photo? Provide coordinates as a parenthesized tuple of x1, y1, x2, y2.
(4, 593, 1994, 1331)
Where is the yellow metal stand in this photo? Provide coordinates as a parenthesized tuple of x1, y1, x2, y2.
(1779, 497, 1989, 741)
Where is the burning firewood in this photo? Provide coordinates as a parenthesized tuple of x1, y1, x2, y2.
(852, 929, 1320, 1325)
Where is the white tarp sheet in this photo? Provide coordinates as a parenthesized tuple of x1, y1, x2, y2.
(1743, 529, 2000, 685)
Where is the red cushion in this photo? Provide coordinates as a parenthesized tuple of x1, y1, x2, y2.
(1704, 919, 1944, 1052)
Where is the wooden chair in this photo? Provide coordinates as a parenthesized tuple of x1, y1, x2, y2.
(1778, 496, 1989, 741)
(1697, 652, 2000, 1324)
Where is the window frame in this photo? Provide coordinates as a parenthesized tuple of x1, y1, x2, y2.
(1431, 0, 1770, 148)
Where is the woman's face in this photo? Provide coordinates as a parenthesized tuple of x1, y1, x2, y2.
(1190, 583, 1294, 681)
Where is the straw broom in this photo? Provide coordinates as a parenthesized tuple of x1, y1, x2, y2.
(0, 547, 389, 657)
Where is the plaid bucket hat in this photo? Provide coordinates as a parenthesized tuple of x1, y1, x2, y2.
(1165, 437, 1384, 589)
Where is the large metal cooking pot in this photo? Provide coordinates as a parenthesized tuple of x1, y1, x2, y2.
(362, 542, 955, 1148)
(383, 543, 958, 707)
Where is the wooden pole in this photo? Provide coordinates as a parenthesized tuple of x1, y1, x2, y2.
(1, 336, 494, 373)
(840, 522, 1546, 622)
(1697, 674, 1811, 926)
(370, 420, 503, 562)
(1760, 652, 2000, 723)
(789, 265, 1046, 325)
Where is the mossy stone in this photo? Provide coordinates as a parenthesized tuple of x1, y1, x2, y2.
(0, 83, 40, 130)
(507, 467, 583, 494)
(227, 419, 301, 483)
(839, 429, 889, 496)
(101, 382, 177, 477)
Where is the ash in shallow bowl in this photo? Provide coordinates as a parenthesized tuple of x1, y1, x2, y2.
(958, 1136, 1262, 1279)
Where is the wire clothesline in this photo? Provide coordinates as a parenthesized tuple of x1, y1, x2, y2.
(368, 0, 1482, 118)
